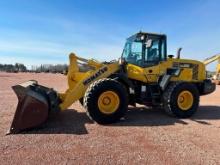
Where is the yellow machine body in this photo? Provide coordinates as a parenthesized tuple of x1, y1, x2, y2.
(127, 58, 205, 83)
(58, 53, 206, 111)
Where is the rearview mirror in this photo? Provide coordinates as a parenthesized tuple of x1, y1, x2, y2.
(146, 39, 153, 48)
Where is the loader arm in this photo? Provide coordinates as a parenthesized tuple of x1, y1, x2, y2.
(58, 53, 120, 110)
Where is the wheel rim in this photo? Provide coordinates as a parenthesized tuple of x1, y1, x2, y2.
(177, 90, 193, 111)
(98, 91, 120, 114)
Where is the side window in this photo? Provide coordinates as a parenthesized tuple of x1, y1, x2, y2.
(161, 39, 166, 61)
(145, 40, 160, 62)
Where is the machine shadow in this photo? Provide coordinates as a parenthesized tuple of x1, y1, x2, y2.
(112, 105, 220, 127)
(23, 109, 94, 135)
(23, 105, 220, 134)
(190, 105, 220, 124)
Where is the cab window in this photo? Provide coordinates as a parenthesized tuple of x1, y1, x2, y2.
(145, 40, 160, 62)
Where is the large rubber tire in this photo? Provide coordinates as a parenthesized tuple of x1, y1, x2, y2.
(84, 78, 128, 124)
(163, 82, 200, 118)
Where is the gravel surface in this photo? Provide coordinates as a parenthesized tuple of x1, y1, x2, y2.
(0, 72, 220, 164)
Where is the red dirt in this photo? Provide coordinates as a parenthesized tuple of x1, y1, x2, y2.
(0, 72, 220, 164)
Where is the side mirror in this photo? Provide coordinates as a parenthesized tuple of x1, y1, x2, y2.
(146, 39, 153, 48)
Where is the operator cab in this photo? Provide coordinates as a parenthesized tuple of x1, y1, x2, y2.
(122, 32, 167, 67)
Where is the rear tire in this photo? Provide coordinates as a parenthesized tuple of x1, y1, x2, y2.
(84, 78, 128, 124)
(163, 82, 200, 118)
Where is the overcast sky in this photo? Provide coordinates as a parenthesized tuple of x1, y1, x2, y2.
(0, 0, 219, 70)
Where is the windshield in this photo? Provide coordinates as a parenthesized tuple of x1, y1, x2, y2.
(122, 40, 143, 66)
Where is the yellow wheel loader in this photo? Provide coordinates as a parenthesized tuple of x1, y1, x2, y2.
(8, 32, 216, 134)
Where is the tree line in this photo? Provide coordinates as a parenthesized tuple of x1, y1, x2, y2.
(31, 64, 68, 74)
(0, 63, 27, 72)
(0, 63, 68, 74)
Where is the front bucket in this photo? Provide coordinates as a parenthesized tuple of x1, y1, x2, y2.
(8, 81, 51, 134)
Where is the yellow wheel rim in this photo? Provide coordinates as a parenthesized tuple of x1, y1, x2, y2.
(98, 91, 120, 114)
(177, 90, 193, 111)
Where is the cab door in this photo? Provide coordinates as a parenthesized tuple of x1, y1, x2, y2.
(142, 36, 167, 83)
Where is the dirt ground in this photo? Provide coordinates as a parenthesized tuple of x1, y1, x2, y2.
(0, 72, 220, 165)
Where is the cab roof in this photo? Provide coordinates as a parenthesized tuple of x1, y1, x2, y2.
(127, 31, 166, 40)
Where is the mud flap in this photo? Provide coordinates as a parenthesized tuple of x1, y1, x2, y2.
(7, 80, 60, 134)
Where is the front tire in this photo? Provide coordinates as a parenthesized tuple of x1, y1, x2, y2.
(163, 82, 200, 118)
(84, 78, 128, 124)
